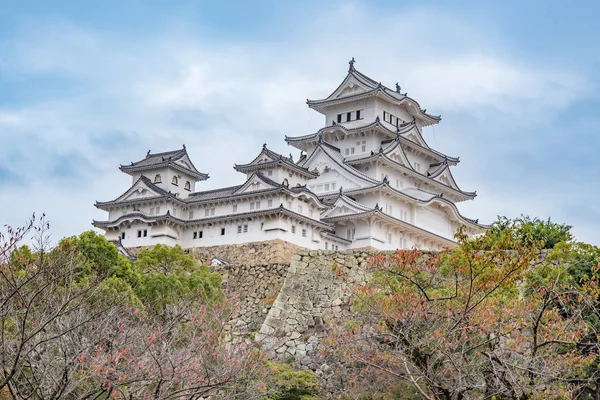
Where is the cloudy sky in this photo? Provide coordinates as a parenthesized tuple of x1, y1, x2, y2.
(1, 0, 599, 244)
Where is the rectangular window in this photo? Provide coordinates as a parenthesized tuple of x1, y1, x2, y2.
(346, 112, 351, 122)
(302, 228, 307, 237)
(350, 147, 355, 155)
(221, 228, 225, 235)
(121, 232, 126, 239)
(237, 225, 242, 234)
(256, 201, 261, 209)
(337, 114, 342, 123)
(383, 111, 387, 121)
(189, 211, 194, 219)
(365, 167, 369, 172)
(388, 233, 392, 243)
(193, 232, 197, 239)
(325, 242, 328, 250)
(298, 205, 303, 213)
(156, 206, 160, 214)
(415, 162, 421, 172)
(260, 222, 264, 230)
(362, 141, 366, 152)
(345, 148, 349, 156)
(210, 208, 215, 216)
(150, 207, 155, 215)
(243, 225, 248, 233)
(250, 202, 255, 210)
(291, 225, 296, 234)
(233, 204, 237, 213)
(199, 231, 203, 238)
(205, 208, 210, 216)
(268, 170, 273, 176)
(324, 183, 330, 191)
(356, 110, 361, 119)
(143, 230, 148, 237)
(346, 228, 355, 240)
(268, 199, 273, 207)
(331, 183, 336, 190)
(137, 230, 142, 238)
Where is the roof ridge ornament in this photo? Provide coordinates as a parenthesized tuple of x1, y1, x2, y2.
(348, 57, 355, 72)
(375, 115, 380, 123)
(383, 176, 389, 184)
(182, 144, 186, 150)
(146, 150, 151, 157)
(339, 186, 343, 195)
(263, 143, 267, 149)
(395, 82, 401, 93)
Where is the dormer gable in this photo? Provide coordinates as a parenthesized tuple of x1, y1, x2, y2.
(233, 172, 281, 195)
(321, 194, 372, 218)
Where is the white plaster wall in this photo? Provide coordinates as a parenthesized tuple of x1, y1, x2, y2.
(374, 98, 414, 129)
(119, 222, 178, 248)
(323, 98, 375, 128)
(415, 206, 452, 238)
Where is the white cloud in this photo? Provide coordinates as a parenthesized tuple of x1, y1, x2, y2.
(0, 4, 595, 244)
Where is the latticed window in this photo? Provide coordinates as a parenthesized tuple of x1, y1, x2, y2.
(154, 174, 162, 183)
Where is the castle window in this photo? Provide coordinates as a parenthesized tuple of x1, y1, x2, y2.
(337, 114, 342, 123)
(172, 176, 178, 186)
(256, 201, 261, 209)
(414, 162, 421, 172)
(297, 205, 303, 214)
(121, 232, 126, 240)
(154, 174, 162, 183)
(205, 208, 210, 216)
(267, 199, 273, 207)
(325, 242, 328, 250)
(346, 112, 351, 122)
(156, 206, 161, 214)
(193, 232, 198, 239)
(324, 183, 330, 191)
(137, 230, 142, 238)
(291, 225, 296, 234)
(268, 170, 273, 176)
(356, 110, 361, 120)
(150, 207, 155, 215)
(199, 231, 203, 238)
(345, 148, 349, 156)
(143, 230, 148, 237)
(364, 167, 369, 172)
(350, 148, 355, 155)
(243, 225, 248, 233)
(210, 208, 215, 216)
(362, 141, 366, 152)
(184, 181, 191, 191)
(221, 228, 225, 235)
(189, 211, 194, 219)
(301, 228, 307, 238)
(233, 204, 238, 212)
(250, 202, 255, 210)
(388, 233, 392, 243)
(346, 228, 355, 240)
(237, 225, 242, 234)
(260, 222, 264, 230)
(383, 111, 387, 121)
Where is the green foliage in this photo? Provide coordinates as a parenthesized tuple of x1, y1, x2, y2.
(265, 362, 320, 400)
(134, 244, 196, 273)
(8, 245, 35, 270)
(133, 244, 223, 310)
(549, 241, 600, 285)
(487, 215, 572, 249)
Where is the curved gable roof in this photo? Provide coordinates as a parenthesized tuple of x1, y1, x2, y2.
(120, 145, 209, 181)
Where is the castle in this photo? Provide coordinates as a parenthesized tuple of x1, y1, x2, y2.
(93, 59, 484, 251)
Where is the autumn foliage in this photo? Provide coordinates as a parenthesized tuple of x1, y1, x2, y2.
(330, 229, 600, 399)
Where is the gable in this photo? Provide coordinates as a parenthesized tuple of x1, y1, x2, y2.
(327, 73, 374, 100)
(116, 179, 165, 202)
(384, 145, 412, 168)
(432, 168, 460, 190)
(233, 173, 279, 195)
(303, 148, 376, 191)
(320, 196, 371, 218)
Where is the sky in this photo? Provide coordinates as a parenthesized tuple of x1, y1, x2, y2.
(0, 0, 599, 244)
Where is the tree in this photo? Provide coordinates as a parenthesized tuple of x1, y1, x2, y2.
(330, 229, 600, 400)
(0, 218, 270, 399)
(487, 215, 573, 249)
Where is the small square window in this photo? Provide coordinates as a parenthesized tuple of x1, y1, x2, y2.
(143, 230, 148, 237)
(221, 228, 225, 235)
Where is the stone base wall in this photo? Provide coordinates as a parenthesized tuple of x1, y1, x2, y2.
(190, 239, 299, 266)
(256, 249, 382, 369)
(211, 263, 289, 332)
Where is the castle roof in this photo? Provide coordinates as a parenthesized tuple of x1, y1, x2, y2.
(306, 59, 441, 126)
(234, 144, 318, 178)
(119, 145, 209, 181)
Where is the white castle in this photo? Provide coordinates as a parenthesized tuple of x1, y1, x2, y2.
(94, 59, 484, 251)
